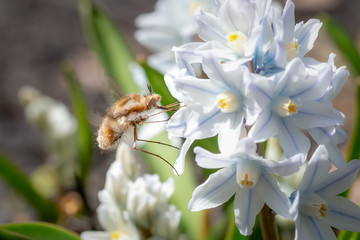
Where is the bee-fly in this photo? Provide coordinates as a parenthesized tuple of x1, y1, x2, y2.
(96, 91, 180, 175)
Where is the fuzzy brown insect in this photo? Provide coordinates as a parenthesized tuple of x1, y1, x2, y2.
(96, 92, 180, 174)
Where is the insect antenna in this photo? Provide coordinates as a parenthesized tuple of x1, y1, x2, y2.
(133, 125, 179, 176)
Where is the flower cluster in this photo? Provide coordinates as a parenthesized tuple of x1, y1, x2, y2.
(81, 144, 181, 240)
(144, 0, 360, 238)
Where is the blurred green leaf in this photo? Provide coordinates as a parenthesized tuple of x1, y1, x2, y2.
(323, 15, 360, 75)
(62, 64, 93, 190)
(338, 230, 360, 240)
(78, 0, 139, 94)
(0, 222, 80, 240)
(139, 62, 177, 106)
(347, 85, 360, 162)
(0, 154, 58, 222)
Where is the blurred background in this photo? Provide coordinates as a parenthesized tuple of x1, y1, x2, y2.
(0, 0, 359, 232)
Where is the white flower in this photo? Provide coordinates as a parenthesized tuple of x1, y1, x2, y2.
(81, 205, 140, 240)
(19, 86, 77, 140)
(248, 58, 344, 157)
(135, 0, 216, 73)
(290, 146, 360, 240)
(126, 174, 181, 239)
(98, 144, 140, 208)
(189, 138, 302, 235)
(304, 53, 349, 168)
(165, 55, 257, 174)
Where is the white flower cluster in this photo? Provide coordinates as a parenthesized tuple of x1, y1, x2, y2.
(136, 0, 360, 238)
(81, 144, 181, 240)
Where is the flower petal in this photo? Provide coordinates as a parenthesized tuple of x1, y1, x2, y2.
(248, 109, 278, 142)
(325, 141, 346, 169)
(295, 19, 322, 58)
(314, 159, 360, 197)
(261, 153, 304, 176)
(299, 145, 330, 193)
(291, 102, 344, 129)
(324, 196, 360, 232)
(196, 9, 227, 44)
(234, 187, 264, 236)
(188, 167, 237, 211)
(81, 231, 111, 240)
(257, 172, 293, 219)
(295, 215, 336, 240)
(277, 118, 310, 157)
(194, 146, 235, 169)
(174, 138, 194, 175)
(172, 76, 222, 106)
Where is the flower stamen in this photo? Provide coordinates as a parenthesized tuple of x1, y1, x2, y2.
(215, 91, 241, 113)
(276, 98, 300, 117)
(226, 31, 248, 55)
(286, 38, 299, 61)
(240, 173, 254, 188)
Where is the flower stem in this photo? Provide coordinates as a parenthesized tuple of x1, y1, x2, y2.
(259, 204, 279, 240)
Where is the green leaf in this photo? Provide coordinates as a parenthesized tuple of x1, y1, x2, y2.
(78, 0, 138, 94)
(347, 84, 360, 161)
(0, 222, 80, 240)
(139, 62, 177, 106)
(323, 15, 360, 75)
(338, 230, 360, 240)
(0, 154, 58, 222)
(62, 64, 94, 189)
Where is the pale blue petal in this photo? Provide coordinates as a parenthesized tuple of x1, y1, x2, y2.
(196, 9, 227, 44)
(189, 167, 237, 211)
(281, 0, 295, 42)
(275, 58, 306, 97)
(174, 138, 194, 175)
(291, 102, 344, 129)
(81, 231, 111, 240)
(327, 66, 349, 100)
(308, 126, 336, 145)
(248, 75, 274, 107)
(299, 145, 330, 193)
(134, 28, 181, 52)
(172, 76, 222, 106)
(202, 55, 236, 89)
(218, 123, 247, 155)
(333, 126, 347, 144)
(324, 196, 360, 232)
(261, 154, 304, 176)
(147, 51, 176, 74)
(219, 0, 255, 34)
(314, 159, 360, 197)
(277, 118, 310, 157)
(291, 64, 332, 102)
(234, 188, 264, 236)
(257, 172, 293, 219)
(325, 141, 346, 169)
(166, 108, 190, 137)
(182, 107, 225, 139)
(248, 110, 278, 142)
(173, 42, 205, 77)
(295, 215, 336, 240)
(295, 19, 322, 58)
(194, 146, 235, 169)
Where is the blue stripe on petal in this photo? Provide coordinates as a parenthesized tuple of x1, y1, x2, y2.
(185, 110, 222, 137)
(176, 82, 219, 95)
(309, 217, 327, 240)
(315, 167, 359, 194)
(262, 172, 288, 207)
(280, 118, 300, 153)
(203, 170, 236, 199)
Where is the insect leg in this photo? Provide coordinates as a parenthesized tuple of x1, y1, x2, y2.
(132, 125, 179, 176)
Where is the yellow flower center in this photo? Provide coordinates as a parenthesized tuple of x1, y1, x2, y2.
(286, 38, 299, 61)
(215, 91, 241, 113)
(276, 98, 300, 117)
(225, 31, 248, 55)
(240, 173, 254, 188)
(190, 2, 202, 14)
(111, 231, 126, 240)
